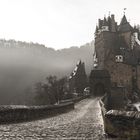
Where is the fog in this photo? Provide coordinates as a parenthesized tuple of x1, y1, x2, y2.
(0, 40, 93, 105)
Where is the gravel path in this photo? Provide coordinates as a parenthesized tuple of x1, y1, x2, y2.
(0, 98, 110, 140)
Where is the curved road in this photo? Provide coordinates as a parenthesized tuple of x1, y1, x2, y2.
(0, 98, 107, 140)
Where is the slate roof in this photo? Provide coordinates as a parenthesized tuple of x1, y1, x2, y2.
(118, 15, 133, 32)
(120, 15, 128, 25)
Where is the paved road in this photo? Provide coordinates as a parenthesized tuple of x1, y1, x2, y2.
(0, 98, 108, 140)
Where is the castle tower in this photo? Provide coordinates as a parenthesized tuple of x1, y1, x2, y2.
(110, 14, 117, 32)
(93, 14, 117, 70)
(118, 15, 133, 49)
(90, 13, 140, 101)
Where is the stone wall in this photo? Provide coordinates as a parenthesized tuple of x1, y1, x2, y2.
(105, 57, 132, 94)
(119, 31, 131, 48)
(0, 102, 74, 124)
(109, 87, 126, 110)
(100, 99, 140, 139)
(137, 66, 140, 90)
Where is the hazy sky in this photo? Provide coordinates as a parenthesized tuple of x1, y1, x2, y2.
(0, 0, 140, 49)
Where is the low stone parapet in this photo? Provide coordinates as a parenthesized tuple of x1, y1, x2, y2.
(60, 95, 90, 104)
(0, 102, 74, 124)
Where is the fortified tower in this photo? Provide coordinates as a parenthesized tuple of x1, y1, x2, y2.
(90, 13, 140, 105)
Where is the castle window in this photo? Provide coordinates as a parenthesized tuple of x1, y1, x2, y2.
(115, 55, 123, 63)
(101, 26, 109, 32)
(132, 69, 135, 72)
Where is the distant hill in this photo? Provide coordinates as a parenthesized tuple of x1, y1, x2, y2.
(0, 39, 94, 104)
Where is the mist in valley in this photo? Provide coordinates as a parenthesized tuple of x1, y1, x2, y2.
(0, 40, 94, 105)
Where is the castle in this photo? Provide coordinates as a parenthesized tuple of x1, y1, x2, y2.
(90, 13, 140, 106)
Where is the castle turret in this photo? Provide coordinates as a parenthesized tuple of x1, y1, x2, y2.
(101, 17, 109, 31)
(103, 17, 108, 26)
(107, 15, 111, 31)
(98, 19, 103, 29)
(110, 14, 117, 32)
(118, 15, 133, 32)
(96, 14, 117, 36)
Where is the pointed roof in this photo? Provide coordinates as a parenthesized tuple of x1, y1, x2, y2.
(120, 15, 128, 25)
(118, 15, 133, 32)
(103, 17, 108, 26)
(107, 15, 111, 24)
(98, 19, 103, 29)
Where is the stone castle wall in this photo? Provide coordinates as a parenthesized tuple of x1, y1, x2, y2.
(119, 31, 132, 48)
(95, 32, 117, 70)
(105, 58, 132, 93)
(100, 99, 140, 139)
(94, 31, 133, 94)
